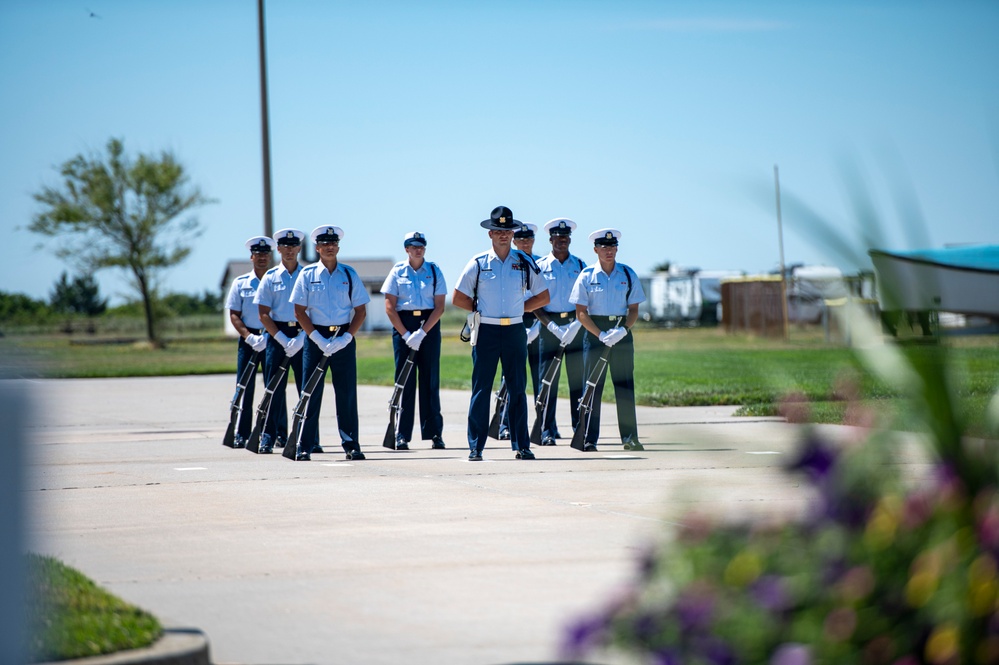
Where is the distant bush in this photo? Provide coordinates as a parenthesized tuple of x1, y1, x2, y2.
(0, 291, 53, 327)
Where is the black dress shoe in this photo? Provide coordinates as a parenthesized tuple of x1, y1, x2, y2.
(312, 444, 325, 454)
(498, 428, 510, 441)
(345, 449, 366, 461)
(623, 440, 644, 451)
(395, 441, 409, 451)
(540, 436, 556, 446)
(431, 436, 446, 450)
(275, 437, 286, 449)
(515, 448, 536, 460)
(295, 451, 311, 461)
(583, 442, 598, 452)
(468, 451, 483, 461)
(233, 436, 247, 449)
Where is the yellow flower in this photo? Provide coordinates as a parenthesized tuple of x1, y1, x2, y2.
(969, 554, 998, 616)
(724, 550, 761, 587)
(864, 496, 900, 550)
(925, 623, 959, 664)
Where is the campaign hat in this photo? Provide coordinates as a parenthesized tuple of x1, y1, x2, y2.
(480, 206, 523, 231)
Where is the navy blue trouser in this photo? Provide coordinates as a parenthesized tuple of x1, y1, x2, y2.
(499, 316, 539, 441)
(392, 314, 443, 442)
(262, 330, 304, 443)
(235, 335, 264, 441)
(468, 323, 529, 453)
(301, 327, 359, 453)
(537, 320, 585, 439)
(581, 320, 638, 445)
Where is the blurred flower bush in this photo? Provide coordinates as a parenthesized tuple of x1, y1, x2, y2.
(563, 305, 999, 665)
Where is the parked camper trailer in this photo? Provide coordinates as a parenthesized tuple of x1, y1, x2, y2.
(643, 267, 744, 326)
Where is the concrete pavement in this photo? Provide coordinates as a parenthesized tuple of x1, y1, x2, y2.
(20, 374, 918, 664)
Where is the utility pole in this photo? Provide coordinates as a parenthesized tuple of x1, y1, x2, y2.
(774, 165, 789, 341)
(257, 0, 274, 239)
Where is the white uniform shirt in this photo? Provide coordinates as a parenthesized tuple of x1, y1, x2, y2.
(253, 263, 302, 323)
(225, 270, 264, 328)
(290, 262, 369, 326)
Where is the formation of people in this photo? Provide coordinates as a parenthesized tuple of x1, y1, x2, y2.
(224, 205, 647, 462)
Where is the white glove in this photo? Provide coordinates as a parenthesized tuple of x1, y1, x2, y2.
(561, 319, 582, 345)
(402, 330, 412, 343)
(309, 330, 328, 353)
(546, 321, 561, 337)
(246, 333, 268, 352)
(285, 333, 305, 357)
(406, 328, 426, 351)
(600, 327, 627, 347)
(328, 332, 353, 355)
(526, 321, 540, 344)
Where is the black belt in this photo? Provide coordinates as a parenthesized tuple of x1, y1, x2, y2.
(398, 310, 428, 318)
(546, 311, 577, 320)
(593, 315, 627, 332)
(244, 327, 262, 335)
(313, 324, 349, 339)
(275, 320, 299, 335)
(523, 312, 537, 325)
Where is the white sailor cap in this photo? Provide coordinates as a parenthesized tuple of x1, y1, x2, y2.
(273, 228, 305, 246)
(404, 231, 427, 247)
(544, 218, 577, 236)
(589, 228, 621, 246)
(245, 236, 275, 253)
(311, 225, 344, 243)
(513, 223, 537, 240)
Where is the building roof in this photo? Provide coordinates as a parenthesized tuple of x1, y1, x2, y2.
(869, 244, 999, 273)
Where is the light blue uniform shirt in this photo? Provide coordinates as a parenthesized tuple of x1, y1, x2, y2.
(537, 252, 586, 313)
(225, 270, 264, 328)
(380, 261, 446, 310)
(570, 262, 646, 316)
(454, 249, 547, 319)
(253, 263, 302, 322)
(290, 262, 370, 326)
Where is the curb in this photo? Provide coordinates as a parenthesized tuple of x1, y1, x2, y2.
(35, 628, 211, 665)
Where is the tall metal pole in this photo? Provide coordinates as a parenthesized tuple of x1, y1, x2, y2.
(774, 165, 790, 341)
(257, 0, 274, 239)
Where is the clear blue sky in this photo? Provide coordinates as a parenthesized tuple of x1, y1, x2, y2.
(2, 1, 997, 305)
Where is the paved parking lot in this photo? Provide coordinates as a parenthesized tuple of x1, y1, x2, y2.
(21, 374, 860, 665)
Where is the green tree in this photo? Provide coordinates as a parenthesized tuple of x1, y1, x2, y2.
(30, 138, 213, 345)
(50, 272, 108, 316)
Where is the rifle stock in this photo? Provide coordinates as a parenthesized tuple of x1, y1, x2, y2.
(383, 349, 417, 448)
(530, 344, 567, 444)
(283, 355, 330, 461)
(570, 344, 613, 451)
(487, 378, 508, 440)
(222, 350, 260, 448)
(247, 355, 291, 453)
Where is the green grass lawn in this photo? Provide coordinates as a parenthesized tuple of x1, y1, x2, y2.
(2, 321, 997, 434)
(25, 554, 162, 662)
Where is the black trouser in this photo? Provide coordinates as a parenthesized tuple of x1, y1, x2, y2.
(581, 316, 638, 445)
(392, 311, 443, 442)
(301, 324, 359, 453)
(499, 312, 539, 439)
(262, 320, 304, 444)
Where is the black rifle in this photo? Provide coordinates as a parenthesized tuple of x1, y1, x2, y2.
(530, 343, 568, 445)
(246, 354, 292, 453)
(383, 349, 417, 448)
(222, 350, 260, 448)
(487, 378, 509, 440)
(283, 355, 331, 461)
(570, 337, 617, 451)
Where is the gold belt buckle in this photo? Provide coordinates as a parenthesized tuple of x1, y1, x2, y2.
(287, 321, 297, 327)
(559, 312, 568, 318)
(500, 317, 511, 326)
(412, 310, 422, 316)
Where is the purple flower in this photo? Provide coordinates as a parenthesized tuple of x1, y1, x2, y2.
(771, 643, 811, 665)
(675, 586, 716, 632)
(560, 614, 608, 659)
(752, 574, 791, 612)
(786, 432, 837, 481)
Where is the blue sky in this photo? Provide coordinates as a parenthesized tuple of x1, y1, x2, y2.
(2, 1, 997, 305)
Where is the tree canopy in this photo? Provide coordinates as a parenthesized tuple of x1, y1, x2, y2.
(31, 138, 213, 344)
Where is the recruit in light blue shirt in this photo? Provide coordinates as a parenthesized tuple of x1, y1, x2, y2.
(569, 262, 646, 316)
(380, 261, 446, 310)
(454, 250, 547, 319)
(225, 271, 263, 328)
(290, 262, 370, 326)
(253, 263, 302, 322)
(538, 252, 587, 313)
